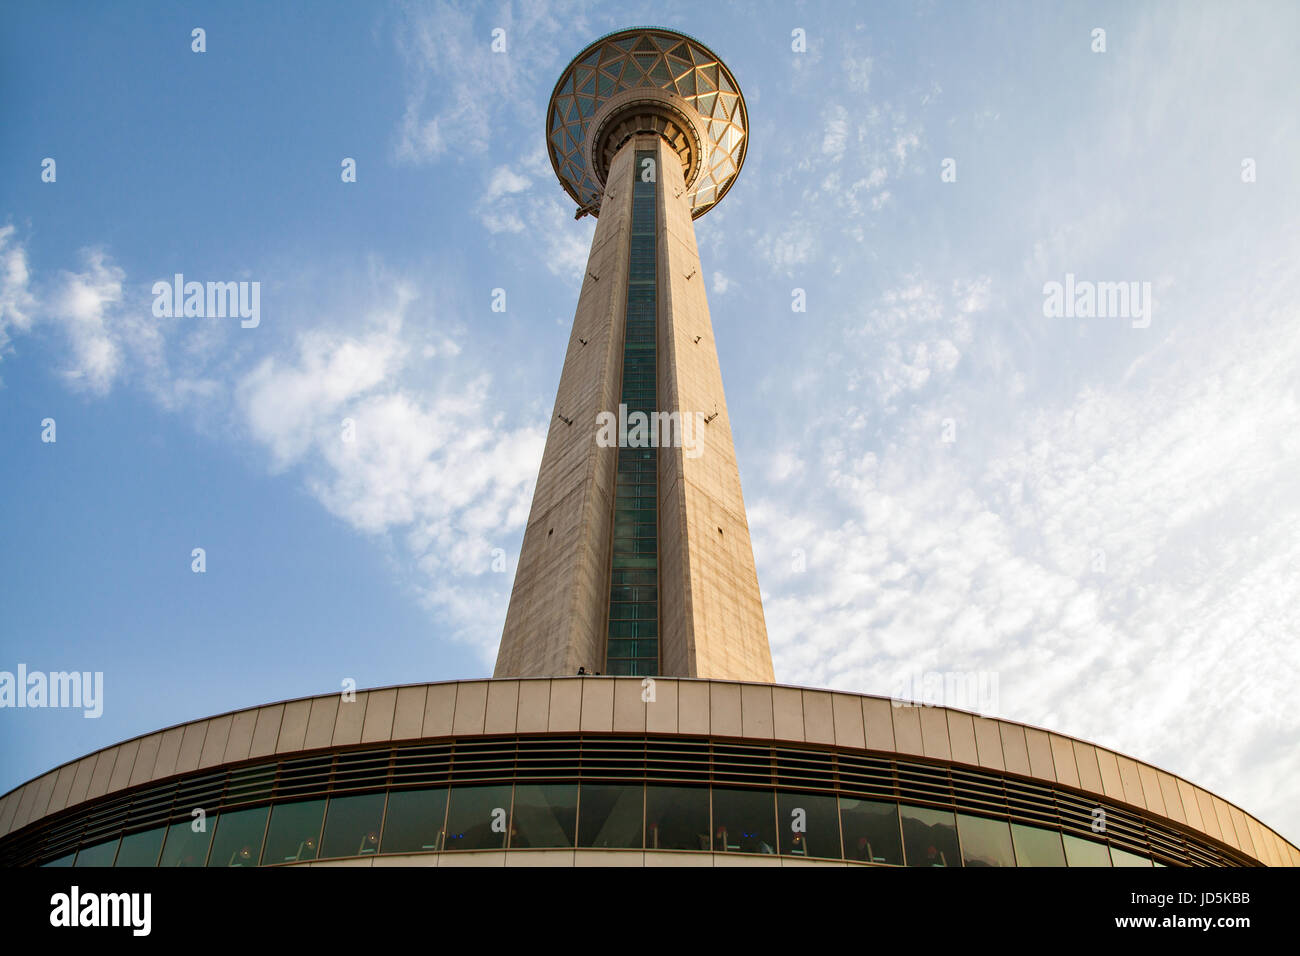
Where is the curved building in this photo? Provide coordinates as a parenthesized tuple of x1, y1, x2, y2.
(2, 28, 1293, 869)
(0, 679, 1295, 867)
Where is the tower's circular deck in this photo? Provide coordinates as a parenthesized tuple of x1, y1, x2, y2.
(546, 27, 748, 218)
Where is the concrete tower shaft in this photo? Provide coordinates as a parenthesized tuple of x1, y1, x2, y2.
(494, 132, 772, 681)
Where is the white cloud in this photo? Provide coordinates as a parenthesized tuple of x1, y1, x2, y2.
(233, 274, 545, 657)
(892, 130, 920, 165)
(12, 238, 546, 661)
(0, 226, 37, 374)
(768, 450, 804, 482)
(392, 1, 579, 165)
(238, 328, 407, 470)
(822, 104, 849, 161)
(484, 165, 531, 202)
(394, 2, 491, 163)
(757, 224, 815, 272)
(712, 271, 730, 294)
(49, 249, 126, 395)
(845, 56, 873, 93)
(477, 165, 532, 234)
(0, 228, 194, 399)
(954, 276, 992, 314)
(473, 148, 594, 276)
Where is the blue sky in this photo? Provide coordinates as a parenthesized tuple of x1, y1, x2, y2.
(2, 1, 1298, 842)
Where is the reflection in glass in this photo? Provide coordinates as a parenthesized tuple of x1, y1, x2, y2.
(1064, 833, 1113, 866)
(840, 798, 903, 865)
(511, 784, 578, 848)
(380, 788, 448, 855)
(207, 806, 269, 867)
(577, 784, 643, 849)
(261, 799, 325, 865)
(901, 804, 960, 867)
(114, 827, 165, 867)
(444, 785, 513, 851)
(159, 818, 214, 867)
(321, 792, 385, 859)
(777, 791, 839, 859)
(645, 786, 710, 851)
(74, 839, 119, 867)
(1010, 823, 1067, 866)
(1110, 846, 1153, 867)
(957, 813, 1016, 867)
(712, 788, 777, 854)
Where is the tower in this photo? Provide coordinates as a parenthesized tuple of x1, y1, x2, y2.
(494, 27, 773, 681)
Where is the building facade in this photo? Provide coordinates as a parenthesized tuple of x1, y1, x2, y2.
(0, 678, 1295, 867)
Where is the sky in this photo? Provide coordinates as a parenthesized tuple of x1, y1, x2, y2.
(1, 1, 1297, 844)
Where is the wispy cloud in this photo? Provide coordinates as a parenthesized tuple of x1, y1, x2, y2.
(750, 249, 1300, 835)
(392, 0, 586, 165)
(237, 288, 544, 653)
(821, 104, 849, 161)
(0, 226, 37, 374)
(230, 272, 546, 657)
(11, 238, 546, 661)
(473, 146, 594, 277)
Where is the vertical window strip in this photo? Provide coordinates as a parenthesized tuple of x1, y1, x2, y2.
(605, 149, 659, 676)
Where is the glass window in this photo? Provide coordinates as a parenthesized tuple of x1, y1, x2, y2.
(207, 806, 269, 867)
(577, 784, 643, 848)
(1110, 846, 1153, 867)
(1010, 823, 1067, 866)
(777, 791, 840, 859)
(321, 792, 385, 859)
(380, 788, 448, 855)
(443, 785, 513, 852)
(1064, 833, 1113, 866)
(261, 799, 325, 865)
(74, 838, 119, 867)
(645, 785, 710, 851)
(840, 798, 903, 865)
(900, 804, 960, 867)
(957, 813, 1015, 867)
(159, 818, 214, 867)
(42, 852, 76, 868)
(712, 788, 777, 854)
(510, 784, 578, 849)
(114, 827, 166, 867)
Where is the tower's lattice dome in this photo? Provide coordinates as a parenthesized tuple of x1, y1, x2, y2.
(546, 27, 748, 218)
